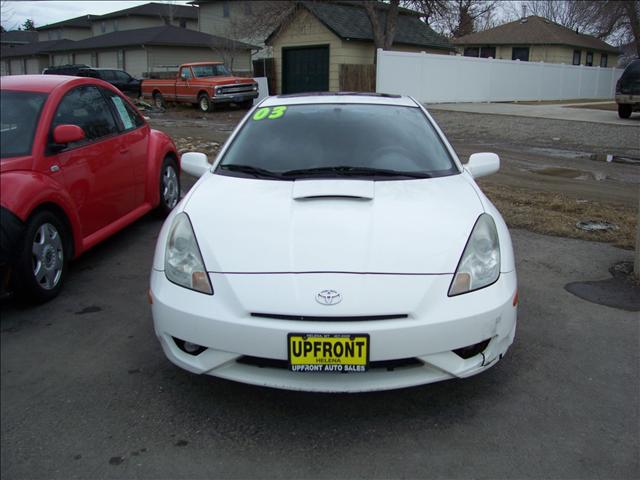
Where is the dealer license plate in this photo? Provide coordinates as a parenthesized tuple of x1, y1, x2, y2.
(288, 333, 369, 373)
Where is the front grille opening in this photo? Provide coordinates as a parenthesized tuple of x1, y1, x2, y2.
(251, 313, 408, 322)
(173, 337, 207, 356)
(452, 339, 491, 359)
(236, 356, 423, 371)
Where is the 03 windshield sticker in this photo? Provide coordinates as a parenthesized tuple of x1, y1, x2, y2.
(252, 106, 287, 121)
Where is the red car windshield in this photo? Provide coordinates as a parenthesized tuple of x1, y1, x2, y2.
(1, 91, 48, 159)
(191, 64, 230, 78)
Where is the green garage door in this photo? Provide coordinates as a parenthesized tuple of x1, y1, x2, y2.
(282, 45, 329, 94)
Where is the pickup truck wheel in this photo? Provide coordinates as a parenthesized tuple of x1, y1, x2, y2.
(153, 92, 165, 109)
(157, 157, 180, 217)
(198, 93, 213, 113)
(14, 211, 69, 303)
(618, 104, 632, 119)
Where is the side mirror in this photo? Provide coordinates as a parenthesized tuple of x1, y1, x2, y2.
(465, 152, 500, 178)
(181, 152, 210, 178)
(53, 124, 85, 145)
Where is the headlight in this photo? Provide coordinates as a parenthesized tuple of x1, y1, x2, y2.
(449, 214, 500, 296)
(165, 213, 213, 295)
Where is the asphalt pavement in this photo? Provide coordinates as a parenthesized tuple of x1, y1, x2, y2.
(1, 198, 638, 479)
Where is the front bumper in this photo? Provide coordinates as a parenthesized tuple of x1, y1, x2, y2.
(150, 270, 517, 392)
(211, 91, 259, 104)
(615, 94, 640, 107)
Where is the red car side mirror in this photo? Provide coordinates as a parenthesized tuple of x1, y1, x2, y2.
(53, 124, 85, 144)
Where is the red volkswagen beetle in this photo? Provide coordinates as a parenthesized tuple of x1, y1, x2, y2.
(0, 75, 180, 303)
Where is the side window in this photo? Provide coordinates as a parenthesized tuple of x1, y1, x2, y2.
(572, 50, 581, 65)
(100, 70, 117, 81)
(115, 71, 131, 82)
(101, 88, 145, 131)
(51, 86, 119, 148)
(179, 67, 192, 80)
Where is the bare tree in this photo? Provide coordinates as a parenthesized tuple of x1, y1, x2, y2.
(362, 0, 401, 51)
(406, 0, 499, 37)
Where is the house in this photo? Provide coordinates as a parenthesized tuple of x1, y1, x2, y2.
(43, 26, 255, 78)
(265, 1, 454, 94)
(36, 15, 96, 42)
(453, 16, 619, 68)
(1, 2, 255, 78)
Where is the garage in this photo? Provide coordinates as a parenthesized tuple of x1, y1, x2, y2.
(282, 45, 329, 94)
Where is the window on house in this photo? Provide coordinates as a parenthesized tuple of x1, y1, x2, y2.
(463, 47, 480, 57)
(586, 51, 593, 66)
(180, 18, 186, 28)
(223, 1, 230, 17)
(244, 2, 253, 15)
(114, 19, 118, 31)
(600, 54, 608, 68)
(512, 47, 529, 61)
(573, 50, 581, 65)
(101, 22, 106, 33)
(480, 47, 496, 58)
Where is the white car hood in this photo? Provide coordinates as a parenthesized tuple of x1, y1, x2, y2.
(184, 173, 484, 274)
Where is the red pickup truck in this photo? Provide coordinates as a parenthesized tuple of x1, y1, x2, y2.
(142, 62, 258, 112)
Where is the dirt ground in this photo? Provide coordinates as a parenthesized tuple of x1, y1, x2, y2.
(144, 105, 639, 250)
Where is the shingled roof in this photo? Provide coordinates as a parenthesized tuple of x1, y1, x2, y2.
(0, 30, 39, 45)
(37, 15, 97, 31)
(0, 39, 76, 58)
(453, 16, 619, 54)
(267, 1, 453, 51)
(43, 25, 257, 52)
(98, 2, 198, 20)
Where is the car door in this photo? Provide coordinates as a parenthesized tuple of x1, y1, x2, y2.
(49, 85, 136, 237)
(100, 87, 149, 206)
(176, 66, 194, 103)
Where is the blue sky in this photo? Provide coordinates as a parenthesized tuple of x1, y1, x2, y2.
(1, 1, 191, 30)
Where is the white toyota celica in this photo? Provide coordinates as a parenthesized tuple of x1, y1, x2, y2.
(150, 93, 518, 392)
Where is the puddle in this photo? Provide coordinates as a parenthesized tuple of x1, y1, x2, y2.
(533, 167, 606, 181)
(576, 220, 619, 232)
(527, 147, 594, 160)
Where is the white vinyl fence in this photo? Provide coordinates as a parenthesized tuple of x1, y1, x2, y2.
(376, 49, 625, 103)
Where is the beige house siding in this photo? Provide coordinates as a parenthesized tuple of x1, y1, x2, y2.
(458, 44, 618, 67)
(124, 48, 148, 78)
(91, 17, 198, 36)
(25, 58, 46, 74)
(52, 53, 72, 65)
(74, 52, 93, 66)
(9, 58, 25, 74)
(98, 50, 118, 68)
(39, 27, 92, 41)
(144, 46, 251, 74)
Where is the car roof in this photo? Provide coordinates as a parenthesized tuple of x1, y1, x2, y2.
(0, 74, 118, 94)
(0, 74, 79, 93)
(260, 92, 419, 107)
(182, 62, 224, 67)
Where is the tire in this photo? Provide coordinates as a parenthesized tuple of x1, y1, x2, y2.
(157, 157, 180, 217)
(238, 99, 254, 109)
(198, 93, 213, 113)
(618, 104, 632, 119)
(14, 210, 69, 304)
(153, 92, 165, 109)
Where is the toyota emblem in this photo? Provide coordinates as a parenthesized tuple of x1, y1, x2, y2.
(316, 289, 342, 306)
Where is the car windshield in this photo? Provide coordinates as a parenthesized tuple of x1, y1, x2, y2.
(0, 91, 47, 159)
(192, 64, 231, 78)
(216, 103, 459, 180)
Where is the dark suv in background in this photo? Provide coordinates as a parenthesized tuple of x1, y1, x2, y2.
(615, 59, 640, 119)
(77, 68, 142, 97)
(43, 65, 141, 98)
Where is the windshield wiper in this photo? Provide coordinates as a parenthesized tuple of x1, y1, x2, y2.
(218, 164, 284, 179)
(281, 166, 432, 179)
